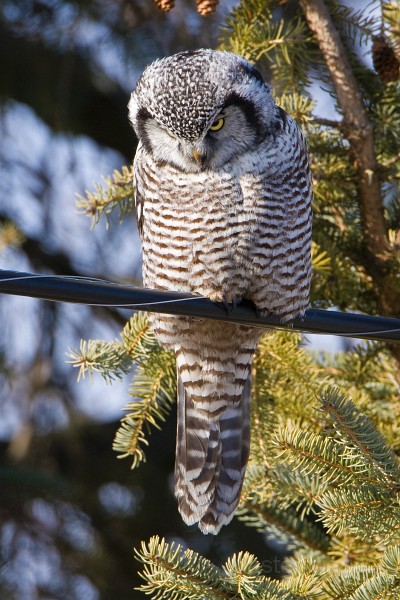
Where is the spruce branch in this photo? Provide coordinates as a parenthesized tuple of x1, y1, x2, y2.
(0, 221, 25, 253)
(348, 573, 400, 600)
(275, 92, 315, 127)
(255, 331, 325, 408)
(311, 242, 332, 276)
(75, 165, 135, 228)
(220, 0, 317, 93)
(249, 581, 302, 599)
(222, 552, 268, 598)
(281, 555, 326, 598)
(238, 495, 330, 553)
(321, 564, 381, 599)
(320, 545, 400, 600)
(134, 536, 231, 599)
(382, 1, 400, 63)
(271, 463, 328, 518)
(372, 81, 400, 161)
(250, 370, 273, 469)
(112, 356, 175, 468)
(121, 311, 153, 359)
(329, 2, 379, 45)
(320, 387, 400, 488)
(134, 536, 307, 599)
(317, 485, 400, 542)
(382, 543, 400, 577)
(67, 339, 132, 383)
(273, 427, 369, 488)
(112, 313, 176, 468)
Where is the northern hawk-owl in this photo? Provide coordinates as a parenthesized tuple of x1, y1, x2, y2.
(129, 49, 312, 534)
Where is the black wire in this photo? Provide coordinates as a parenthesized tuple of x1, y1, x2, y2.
(0, 269, 399, 343)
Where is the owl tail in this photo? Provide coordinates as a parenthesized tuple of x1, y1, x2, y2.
(174, 347, 253, 535)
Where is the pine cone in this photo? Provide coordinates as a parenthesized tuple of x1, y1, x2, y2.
(372, 35, 400, 84)
(195, 0, 219, 16)
(153, 0, 175, 12)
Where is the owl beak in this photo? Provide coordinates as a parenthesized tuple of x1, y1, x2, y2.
(192, 148, 206, 165)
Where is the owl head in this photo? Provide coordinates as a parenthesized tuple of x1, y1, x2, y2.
(128, 49, 277, 172)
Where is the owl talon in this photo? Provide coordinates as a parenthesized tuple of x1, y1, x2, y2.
(255, 306, 273, 320)
(212, 295, 238, 315)
(222, 299, 233, 315)
(255, 307, 286, 326)
(255, 306, 263, 319)
(226, 297, 238, 315)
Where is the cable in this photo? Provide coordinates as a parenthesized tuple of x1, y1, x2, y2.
(0, 269, 399, 343)
(0, 273, 209, 306)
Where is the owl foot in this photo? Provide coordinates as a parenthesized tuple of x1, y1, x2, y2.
(223, 297, 238, 315)
(255, 306, 280, 323)
(208, 292, 239, 315)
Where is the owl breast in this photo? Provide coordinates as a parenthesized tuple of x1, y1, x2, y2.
(136, 147, 259, 305)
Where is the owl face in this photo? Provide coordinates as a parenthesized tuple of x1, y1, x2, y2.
(129, 49, 277, 172)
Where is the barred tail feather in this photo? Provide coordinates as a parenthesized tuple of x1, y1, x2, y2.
(174, 350, 252, 535)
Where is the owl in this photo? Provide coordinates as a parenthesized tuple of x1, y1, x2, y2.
(129, 49, 312, 534)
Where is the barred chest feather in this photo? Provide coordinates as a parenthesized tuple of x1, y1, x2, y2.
(137, 155, 262, 304)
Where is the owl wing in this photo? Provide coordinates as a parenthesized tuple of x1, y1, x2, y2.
(133, 142, 146, 239)
(249, 109, 313, 321)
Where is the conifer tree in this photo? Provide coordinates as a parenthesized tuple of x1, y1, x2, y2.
(71, 0, 400, 596)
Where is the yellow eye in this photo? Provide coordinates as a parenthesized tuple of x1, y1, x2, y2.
(210, 117, 224, 131)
